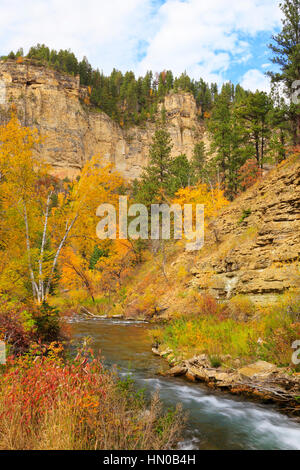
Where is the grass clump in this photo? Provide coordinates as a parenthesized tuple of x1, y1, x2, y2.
(238, 208, 252, 224)
(209, 355, 222, 368)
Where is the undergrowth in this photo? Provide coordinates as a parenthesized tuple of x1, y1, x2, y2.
(0, 344, 183, 450)
(151, 292, 300, 368)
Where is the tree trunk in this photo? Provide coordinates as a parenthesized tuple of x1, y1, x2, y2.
(255, 137, 260, 167)
(45, 214, 78, 300)
(160, 239, 168, 281)
(297, 114, 300, 146)
(23, 202, 38, 300)
(38, 192, 52, 303)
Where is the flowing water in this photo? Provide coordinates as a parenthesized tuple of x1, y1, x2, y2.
(71, 316, 300, 450)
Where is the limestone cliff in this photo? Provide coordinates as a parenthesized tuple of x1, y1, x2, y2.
(0, 60, 205, 179)
(186, 157, 300, 303)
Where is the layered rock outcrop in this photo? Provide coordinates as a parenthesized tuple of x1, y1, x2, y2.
(0, 60, 205, 179)
(189, 157, 300, 303)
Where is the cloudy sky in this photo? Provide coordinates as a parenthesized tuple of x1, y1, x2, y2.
(0, 0, 282, 91)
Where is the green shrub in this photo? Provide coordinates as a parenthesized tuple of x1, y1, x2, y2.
(238, 208, 251, 224)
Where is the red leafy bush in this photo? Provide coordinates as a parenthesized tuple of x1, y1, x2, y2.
(0, 346, 106, 434)
(0, 309, 32, 356)
(238, 158, 262, 191)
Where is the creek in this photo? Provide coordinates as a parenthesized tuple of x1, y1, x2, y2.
(71, 317, 300, 450)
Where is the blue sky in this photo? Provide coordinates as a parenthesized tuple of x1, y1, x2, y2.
(0, 0, 282, 91)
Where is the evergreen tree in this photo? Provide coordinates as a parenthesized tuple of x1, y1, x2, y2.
(268, 0, 300, 144)
(208, 84, 251, 198)
(208, 84, 232, 177)
(236, 91, 272, 168)
(169, 154, 192, 193)
(191, 142, 206, 181)
(136, 127, 173, 205)
(195, 79, 213, 117)
(79, 57, 92, 86)
(269, 91, 290, 161)
(89, 245, 109, 270)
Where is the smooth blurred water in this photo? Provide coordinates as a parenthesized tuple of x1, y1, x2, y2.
(71, 316, 300, 450)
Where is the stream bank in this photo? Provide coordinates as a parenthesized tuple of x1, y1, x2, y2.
(70, 315, 300, 450)
(153, 346, 300, 418)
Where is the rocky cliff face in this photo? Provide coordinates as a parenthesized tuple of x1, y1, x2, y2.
(0, 60, 205, 179)
(189, 157, 300, 303)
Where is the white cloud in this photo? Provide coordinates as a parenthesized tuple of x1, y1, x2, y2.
(0, 0, 282, 87)
(137, 0, 281, 84)
(0, 0, 153, 72)
(240, 69, 271, 92)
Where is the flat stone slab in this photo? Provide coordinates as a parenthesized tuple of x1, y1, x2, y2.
(163, 365, 187, 377)
(238, 360, 278, 379)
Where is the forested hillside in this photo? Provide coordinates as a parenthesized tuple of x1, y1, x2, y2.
(2, 0, 299, 200)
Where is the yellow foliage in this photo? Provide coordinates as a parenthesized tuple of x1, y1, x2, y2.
(176, 265, 188, 281)
(173, 183, 229, 229)
(0, 116, 126, 303)
(228, 295, 256, 319)
(0, 113, 45, 202)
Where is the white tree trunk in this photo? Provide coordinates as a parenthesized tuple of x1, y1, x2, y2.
(23, 202, 38, 300)
(38, 192, 52, 303)
(44, 214, 78, 300)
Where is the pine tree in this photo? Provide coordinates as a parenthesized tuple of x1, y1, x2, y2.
(169, 154, 192, 193)
(236, 91, 272, 168)
(208, 84, 232, 177)
(208, 84, 251, 198)
(268, 0, 300, 144)
(192, 142, 206, 182)
(79, 57, 92, 86)
(269, 91, 290, 161)
(136, 127, 173, 206)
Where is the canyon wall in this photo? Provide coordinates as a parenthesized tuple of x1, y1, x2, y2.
(0, 60, 205, 180)
(188, 157, 300, 303)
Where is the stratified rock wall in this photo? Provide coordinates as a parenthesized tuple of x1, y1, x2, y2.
(0, 60, 205, 179)
(190, 158, 300, 303)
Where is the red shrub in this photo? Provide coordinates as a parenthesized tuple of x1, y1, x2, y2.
(199, 294, 218, 316)
(0, 348, 106, 433)
(238, 158, 262, 191)
(0, 310, 32, 356)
